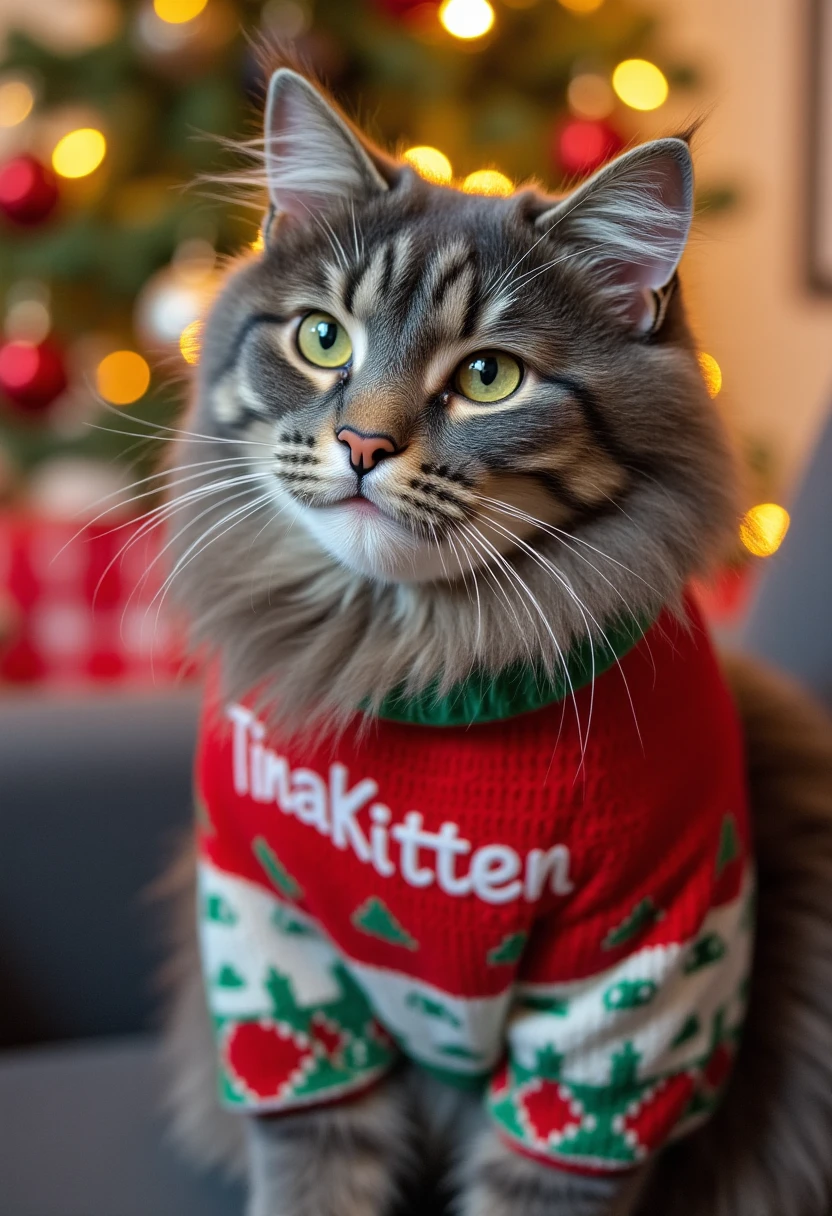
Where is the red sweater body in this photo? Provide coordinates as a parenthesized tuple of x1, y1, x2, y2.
(196, 596, 752, 1174)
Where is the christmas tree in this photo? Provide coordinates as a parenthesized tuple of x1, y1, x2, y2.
(2, 0, 771, 683)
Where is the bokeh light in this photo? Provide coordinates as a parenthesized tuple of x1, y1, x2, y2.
(179, 318, 203, 365)
(6, 299, 51, 344)
(0, 79, 34, 128)
(739, 503, 790, 558)
(558, 0, 604, 13)
(439, 0, 495, 40)
(0, 341, 39, 390)
(559, 118, 621, 175)
(462, 169, 513, 196)
(52, 128, 107, 179)
(612, 59, 669, 111)
(250, 231, 265, 253)
(96, 350, 151, 405)
(403, 146, 452, 184)
(698, 352, 723, 398)
(153, 0, 209, 23)
(567, 73, 615, 120)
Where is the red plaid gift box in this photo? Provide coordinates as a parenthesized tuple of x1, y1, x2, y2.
(0, 513, 190, 685)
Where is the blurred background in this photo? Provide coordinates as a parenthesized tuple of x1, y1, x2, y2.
(0, 0, 830, 686)
(1, 1, 831, 1213)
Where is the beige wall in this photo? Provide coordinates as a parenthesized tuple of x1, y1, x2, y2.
(645, 0, 832, 492)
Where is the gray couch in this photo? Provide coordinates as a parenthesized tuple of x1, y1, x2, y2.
(0, 692, 243, 1216)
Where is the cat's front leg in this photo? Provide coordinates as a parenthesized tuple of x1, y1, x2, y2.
(457, 1127, 646, 1216)
(245, 1075, 415, 1216)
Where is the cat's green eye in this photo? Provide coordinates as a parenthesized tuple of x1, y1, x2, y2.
(454, 351, 522, 404)
(297, 311, 353, 369)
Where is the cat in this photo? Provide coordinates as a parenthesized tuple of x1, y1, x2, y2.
(161, 67, 832, 1216)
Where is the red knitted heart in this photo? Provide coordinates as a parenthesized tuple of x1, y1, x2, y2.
(225, 1020, 311, 1101)
(520, 1078, 582, 1146)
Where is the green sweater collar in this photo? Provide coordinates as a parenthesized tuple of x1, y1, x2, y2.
(373, 615, 652, 728)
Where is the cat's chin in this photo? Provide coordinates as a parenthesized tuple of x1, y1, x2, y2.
(296, 499, 461, 584)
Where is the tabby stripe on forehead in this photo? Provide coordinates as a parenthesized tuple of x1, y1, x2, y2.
(460, 271, 483, 340)
(431, 252, 475, 310)
(342, 259, 369, 315)
(394, 250, 429, 325)
(378, 241, 396, 299)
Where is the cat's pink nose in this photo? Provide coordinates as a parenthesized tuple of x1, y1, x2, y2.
(336, 427, 399, 475)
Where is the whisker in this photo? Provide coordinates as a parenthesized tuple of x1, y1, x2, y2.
(145, 490, 274, 680)
(456, 522, 552, 692)
(475, 511, 644, 760)
(498, 244, 607, 307)
(446, 530, 485, 673)
(349, 199, 362, 262)
(248, 498, 291, 611)
(102, 474, 268, 612)
(474, 514, 598, 763)
(84, 421, 276, 450)
(145, 488, 274, 634)
(477, 494, 658, 687)
(51, 455, 270, 565)
(476, 495, 656, 594)
(462, 520, 586, 765)
(297, 197, 350, 274)
(485, 191, 596, 300)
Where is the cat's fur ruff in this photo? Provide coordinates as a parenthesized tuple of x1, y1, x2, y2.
(161, 68, 832, 1215)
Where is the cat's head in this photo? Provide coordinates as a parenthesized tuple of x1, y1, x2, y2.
(171, 70, 736, 719)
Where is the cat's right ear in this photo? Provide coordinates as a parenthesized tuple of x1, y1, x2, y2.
(264, 70, 389, 223)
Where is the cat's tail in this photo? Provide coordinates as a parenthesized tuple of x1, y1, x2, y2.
(639, 654, 832, 1216)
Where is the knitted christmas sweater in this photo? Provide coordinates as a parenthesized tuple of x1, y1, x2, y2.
(196, 594, 752, 1175)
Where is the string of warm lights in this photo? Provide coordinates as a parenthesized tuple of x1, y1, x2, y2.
(694, 353, 789, 557)
(153, 0, 209, 23)
(611, 59, 669, 111)
(439, 0, 495, 40)
(740, 503, 790, 558)
(96, 350, 151, 406)
(399, 0, 670, 198)
(0, 0, 791, 569)
(462, 169, 513, 196)
(179, 319, 203, 365)
(698, 353, 723, 399)
(558, 0, 605, 12)
(0, 78, 35, 128)
(51, 128, 107, 179)
(403, 146, 452, 184)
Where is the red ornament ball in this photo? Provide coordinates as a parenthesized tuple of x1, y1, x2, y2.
(0, 155, 60, 226)
(556, 119, 625, 179)
(0, 340, 68, 416)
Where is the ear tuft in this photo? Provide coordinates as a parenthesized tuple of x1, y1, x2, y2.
(535, 137, 694, 332)
(265, 69, 388, 222)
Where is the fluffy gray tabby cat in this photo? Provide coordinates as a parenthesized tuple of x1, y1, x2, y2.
(163, 68, 832, 1216)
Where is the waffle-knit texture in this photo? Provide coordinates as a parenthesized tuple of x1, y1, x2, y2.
(196, 594, 752, 1174)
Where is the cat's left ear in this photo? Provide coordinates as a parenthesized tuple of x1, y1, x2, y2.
(534, 137, 693, 333)
(264, 69, 389, 223)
